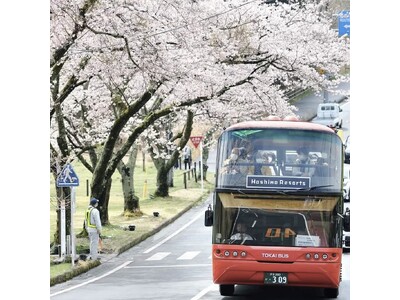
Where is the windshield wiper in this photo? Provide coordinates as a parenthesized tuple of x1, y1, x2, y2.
(296, 185, 334, 191)
(276, 185, 334, 194)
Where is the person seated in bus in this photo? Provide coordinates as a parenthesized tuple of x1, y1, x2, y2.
(313, 155, 329, 177)
(262, 152, 279, 175)
(221, 147, 251, 175)
(253, 152, 279, 176)
(292, 147, 315, 177)
(230, 222, 254, 241)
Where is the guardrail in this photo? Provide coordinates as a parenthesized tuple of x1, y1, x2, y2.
(285, 88, 308, 101)
(182, 163, 197, 188)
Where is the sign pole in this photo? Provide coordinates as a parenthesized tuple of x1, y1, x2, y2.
(56, 163, 80, 262)
(70, 187, 76, 266)
(189, 136, 204, 190)
(200, 140, 204, 191)
(60, 197, 66, 260)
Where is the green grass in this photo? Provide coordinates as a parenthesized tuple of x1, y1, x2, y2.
(50, 263, 72, 278)
(50, 155, 215, 282)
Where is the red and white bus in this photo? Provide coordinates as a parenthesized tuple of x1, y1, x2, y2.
(204, 118, 349, 298)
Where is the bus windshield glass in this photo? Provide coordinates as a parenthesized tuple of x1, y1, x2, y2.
(216, 127, 342, 192)
(213, 193, 341, 248)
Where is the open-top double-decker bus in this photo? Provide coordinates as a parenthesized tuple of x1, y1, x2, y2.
(204, 118, 350, 298)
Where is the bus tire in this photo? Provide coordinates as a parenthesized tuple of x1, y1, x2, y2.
(220, 284, 234, 296)
(324, 287, 339, 298)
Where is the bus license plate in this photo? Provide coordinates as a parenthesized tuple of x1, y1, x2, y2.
(264, 272, 288, 285)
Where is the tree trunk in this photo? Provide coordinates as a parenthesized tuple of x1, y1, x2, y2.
(167, 167, 174, 187)
(198, 163, 208, 181)
(142, 150, 146, 172)
(153, 110, 194, 197)
(155, 166, 169, 197)
(91, 176, 112, 225)
(117, 144, 141, 215)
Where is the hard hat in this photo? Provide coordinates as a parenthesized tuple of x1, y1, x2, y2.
(90, 198, 99, 206)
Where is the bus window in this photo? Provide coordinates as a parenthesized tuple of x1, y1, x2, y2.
(214, 194, 335, 248)
(217, 127, 342, 191)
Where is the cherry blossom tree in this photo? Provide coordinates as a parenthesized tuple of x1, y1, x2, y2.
(50, 0, 349, 228)
(145, 110, 194, 197)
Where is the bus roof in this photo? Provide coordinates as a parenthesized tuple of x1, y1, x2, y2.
(225, 120, 335, 133)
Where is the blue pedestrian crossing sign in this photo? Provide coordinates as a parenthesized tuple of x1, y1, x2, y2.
(57, 164, 80, 187)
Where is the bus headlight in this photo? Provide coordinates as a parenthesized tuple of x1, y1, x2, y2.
(224, 251, 230, 257)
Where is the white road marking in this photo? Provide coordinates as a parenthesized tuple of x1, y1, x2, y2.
(146, 252, 171, 261)
(177, 251, 200, 260)
(143, 210, 204, 253)
(190, 283, 217, 300)
(124, 263, 211, 269)
(50, 261, 132, 297)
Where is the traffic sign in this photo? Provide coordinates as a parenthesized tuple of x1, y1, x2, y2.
(57, 163, 80, 187)
(338, 10, 350, 37)
(190, 136, 203, 149)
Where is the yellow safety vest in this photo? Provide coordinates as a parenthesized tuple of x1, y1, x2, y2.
(85, 207, 96, 228)
(337, 129, 344, 141)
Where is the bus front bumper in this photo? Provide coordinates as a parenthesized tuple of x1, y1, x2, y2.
(213, 259, 341, 289)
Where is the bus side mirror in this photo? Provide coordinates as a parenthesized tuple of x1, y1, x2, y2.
(204, 205, 213, 227)
(343, 208, 350, 232)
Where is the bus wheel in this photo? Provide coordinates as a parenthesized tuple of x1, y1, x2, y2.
(220, 284, 234, 296)
(324, 287, 339, 298)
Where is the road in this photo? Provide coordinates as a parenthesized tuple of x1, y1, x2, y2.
(50, 99, 350, 300)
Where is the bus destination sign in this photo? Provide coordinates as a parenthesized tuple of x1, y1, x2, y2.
(246, 175, 310, 189)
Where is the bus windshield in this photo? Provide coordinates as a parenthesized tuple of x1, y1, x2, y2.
(213, 193, 341, 248)
(216, 127, 342, 192)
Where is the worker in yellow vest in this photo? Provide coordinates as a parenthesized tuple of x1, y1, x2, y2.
(327, 125, 344, 142)
(336, 128, 344, 141)
(84, 198, 102, 260)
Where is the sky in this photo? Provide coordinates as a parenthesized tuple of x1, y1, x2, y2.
(2, 1, 400, 298)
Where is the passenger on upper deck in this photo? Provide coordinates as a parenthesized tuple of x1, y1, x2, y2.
(292, 147, 315, 177)
(221, 147, 251, 175)
(253, 152, 278, 176)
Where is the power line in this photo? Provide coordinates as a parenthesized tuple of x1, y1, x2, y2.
(146, 0, 262, 38)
